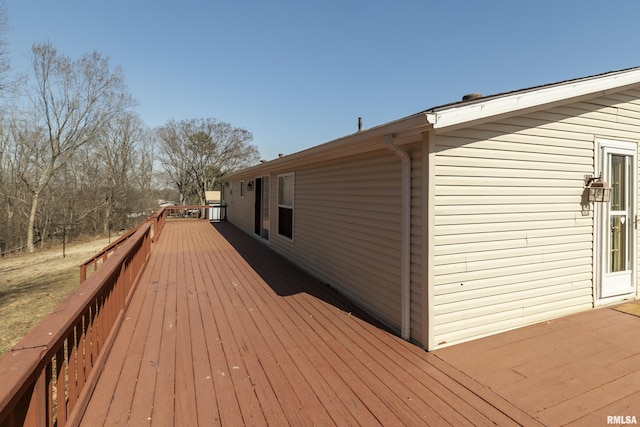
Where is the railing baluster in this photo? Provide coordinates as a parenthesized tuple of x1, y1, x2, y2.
(55, 346, 67, 426)
(67, 326, 78, 410)
(91, 300, 100, 367)
(46, 360, 53, 426)
(77, 312, 88, 397)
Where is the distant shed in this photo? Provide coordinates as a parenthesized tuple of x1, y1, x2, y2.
(205, 191, 221, 203)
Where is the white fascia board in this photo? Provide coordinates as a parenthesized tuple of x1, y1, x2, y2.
(426, 68, 640, 131)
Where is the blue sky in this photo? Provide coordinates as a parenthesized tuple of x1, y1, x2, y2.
(4, 0, 640, 160)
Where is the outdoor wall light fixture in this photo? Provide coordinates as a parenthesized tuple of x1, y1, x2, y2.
(246, 180, 254, 191)
(585, 175, 611, 203)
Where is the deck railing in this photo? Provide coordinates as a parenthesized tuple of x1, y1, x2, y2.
(0, 224, 153, 427)
(163, 204, 227, 223)
(78, 223, 144, 284)
(78, 204, 226, 281)
(0, 205, 223, 426)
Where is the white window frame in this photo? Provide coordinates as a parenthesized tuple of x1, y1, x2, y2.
(240, 180, 245, 198)
(277, 172, 294, 240)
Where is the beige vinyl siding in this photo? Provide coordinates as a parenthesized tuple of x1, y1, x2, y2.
(432, 89, 640, 348)
(228, 180, 255, 235)
(272, 150, 402, 330)
(268, 144, 423, 337)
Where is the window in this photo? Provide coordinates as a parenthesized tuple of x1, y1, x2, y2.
(277, 173, 294, 239)
(240, 180, 245, 198)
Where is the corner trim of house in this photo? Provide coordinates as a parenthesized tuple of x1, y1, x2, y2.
(423, 130, 436, 350)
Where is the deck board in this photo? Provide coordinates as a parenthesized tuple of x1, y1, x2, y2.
(436, 307, 640, 425)
(151, 246, 178, 426)
(82, 221, 583, 425)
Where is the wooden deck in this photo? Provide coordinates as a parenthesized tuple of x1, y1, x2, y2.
(436, 307, 640, 425)
(78, 221, 640, 426)
(80, 221, 537, 426)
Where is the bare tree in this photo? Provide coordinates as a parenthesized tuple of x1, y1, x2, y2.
(21, 42, 135, 252)
(93, 112, 146, 232)
(9, 114, 47, 247)
(130, 129, 157, 211)
(156, 122, 195, 205)
(0, 116, 25, 253)
(135, 131, 155, 193)
(0, 5, 21, 253)
(156, 118, 259, 205)
(0, 3, 18, 98)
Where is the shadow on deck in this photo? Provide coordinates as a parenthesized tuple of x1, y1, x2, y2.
(213, 222, 388, 329)
(79, 221, 537, 426)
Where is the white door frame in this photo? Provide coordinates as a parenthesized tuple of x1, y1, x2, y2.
(594, 138, 638, 303)
(254, 176, 270, 241)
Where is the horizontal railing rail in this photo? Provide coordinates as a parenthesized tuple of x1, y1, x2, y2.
(163, 204, 227, 222)
(0, 223, 152, 427)
(78, 222, 144, 284)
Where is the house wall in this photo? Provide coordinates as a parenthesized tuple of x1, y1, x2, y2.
(227, 142, 425, 343)
(227, 180, 254, 232)
(226, 178, 272, 238)
(431, 89, 640, 348)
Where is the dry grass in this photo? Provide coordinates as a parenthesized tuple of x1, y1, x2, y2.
(0, 238, 111, 356)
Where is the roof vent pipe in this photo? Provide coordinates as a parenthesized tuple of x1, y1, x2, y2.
(358, 117, 362, 131)
(462, 93, 482, 101)
(385, 134, 411, 341)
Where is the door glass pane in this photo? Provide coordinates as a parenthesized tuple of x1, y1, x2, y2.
(610, 215, 627, 272)
(608, 154, 630, 273)
(262, 177, 269, 239)
(610, 154, 625, 211)
(629, 160, 634, 269)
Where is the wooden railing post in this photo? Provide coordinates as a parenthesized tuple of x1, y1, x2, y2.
(79, 265, 87, 284)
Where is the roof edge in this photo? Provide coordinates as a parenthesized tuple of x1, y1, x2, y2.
(426, 67, 640, 131)
(224, 113, 430, 179)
